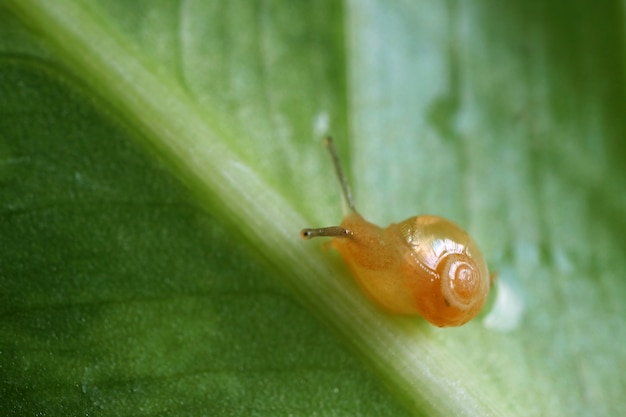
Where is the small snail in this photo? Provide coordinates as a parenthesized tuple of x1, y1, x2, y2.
(301, 137, 491, 327)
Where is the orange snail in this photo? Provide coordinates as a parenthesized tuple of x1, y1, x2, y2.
(301, 137, 491, 327)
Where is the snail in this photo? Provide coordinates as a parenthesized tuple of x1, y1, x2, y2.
(301, 137, 491, 327)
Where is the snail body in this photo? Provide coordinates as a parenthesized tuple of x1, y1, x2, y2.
(301, 138, 491, 327)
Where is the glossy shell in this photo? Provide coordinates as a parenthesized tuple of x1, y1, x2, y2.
(332, 213, 490, 327)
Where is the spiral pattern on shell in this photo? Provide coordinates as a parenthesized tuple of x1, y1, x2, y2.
(397, 215, 490, 326)
(437, 253, 482, 310)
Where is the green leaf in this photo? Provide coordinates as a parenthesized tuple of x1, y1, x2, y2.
(1, 1, 625, 416)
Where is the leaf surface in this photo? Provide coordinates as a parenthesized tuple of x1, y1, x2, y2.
(1, 1, 625, 416)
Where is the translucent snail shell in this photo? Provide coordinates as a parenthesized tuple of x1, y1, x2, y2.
(301, 138, 491, 327)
